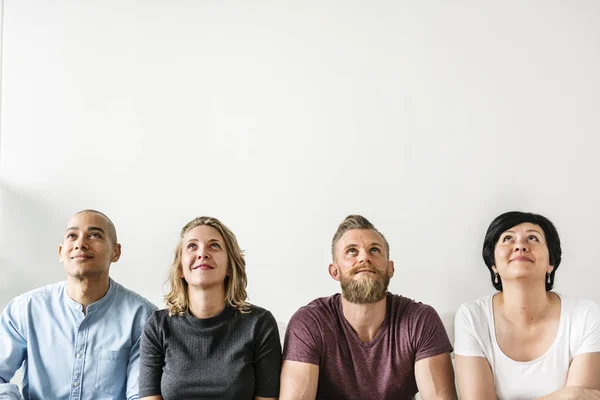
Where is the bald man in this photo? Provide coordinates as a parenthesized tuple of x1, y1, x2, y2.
(0, 210, 157, 400)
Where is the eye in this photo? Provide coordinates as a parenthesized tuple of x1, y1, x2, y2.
(66, 233, 76, 239)
(210, 243, 222, 250)
(370, 247, 381, 254)
(502, 235, 513, 242)
(347, 248, 358, 255)
(528, 235, 539, 242)
(187, 243, 197, 250)
(89, 232, 101, 238)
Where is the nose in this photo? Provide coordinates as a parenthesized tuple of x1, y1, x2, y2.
(195, 246, 211, 259)
(513, 237, 529, 252)
(74, 236, 88, 250)
(358, 249, 372, 263)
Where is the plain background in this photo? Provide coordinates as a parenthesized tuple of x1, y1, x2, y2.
(1, 0, 600, 361)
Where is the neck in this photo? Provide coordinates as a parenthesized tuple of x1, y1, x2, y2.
(496, 281, 552, 324)
(340, 295, 387, 342)
(66, 274, 110, 314)
(188, 284, 227, 319)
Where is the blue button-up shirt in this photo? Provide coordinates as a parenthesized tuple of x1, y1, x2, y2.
(0, 278, 157, 400)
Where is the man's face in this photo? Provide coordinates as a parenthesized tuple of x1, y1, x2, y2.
(58, 212, 121, 280)
(329, 229, 394, 304)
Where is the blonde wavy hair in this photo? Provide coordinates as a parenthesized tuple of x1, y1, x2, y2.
(165, 216, 249, 315)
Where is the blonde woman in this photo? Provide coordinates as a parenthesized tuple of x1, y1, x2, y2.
(139, 217, 281, 400)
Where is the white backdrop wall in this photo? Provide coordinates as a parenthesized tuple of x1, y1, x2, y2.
(1, 1, 600, 343)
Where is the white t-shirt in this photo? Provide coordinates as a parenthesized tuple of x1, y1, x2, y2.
(454, 293, 600, 400)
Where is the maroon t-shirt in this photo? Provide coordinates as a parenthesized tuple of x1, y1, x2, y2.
(283, 293, 452, 400)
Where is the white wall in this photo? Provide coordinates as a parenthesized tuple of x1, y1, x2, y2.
(2, 0, 600, 349)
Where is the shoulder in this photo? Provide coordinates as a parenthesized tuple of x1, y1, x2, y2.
(238, 304, 278, 328)
(389, 293, 443, 323)
(246, 303, 275, 319)
(453, 295, 494, 335)
(559, 294, 600, 322)
(289, 294, 341, 327)
(456, 295, 493, 321)
(559, 294, 599, 312)
(111, 279, 157, 315)
(6, 281, 65, 310)
(143, 309, 171, 333)
(148, 308, 170, 322)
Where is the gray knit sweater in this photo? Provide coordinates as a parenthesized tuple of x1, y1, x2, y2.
(139, 304, 281, 399)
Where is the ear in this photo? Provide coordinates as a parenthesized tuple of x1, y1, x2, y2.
(548, 265, 555, 274)
(388, 260, 395, 278)
(58, 245, 64, 262)
(491, 266, 498, 274)
(328, 263, 341, 281)
(111, 243, 122, 263)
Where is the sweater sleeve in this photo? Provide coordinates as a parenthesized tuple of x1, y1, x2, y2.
(254, 310, 282, 398)
(139, 310, 165, 397)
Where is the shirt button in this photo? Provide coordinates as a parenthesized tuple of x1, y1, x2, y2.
(76, 353, 81, 359)
(73, 381, 79, 387)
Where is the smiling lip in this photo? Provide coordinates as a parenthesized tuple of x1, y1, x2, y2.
(510, 256, 533, 262)
(71, 254, 93, 260)
(192, 263, 214, 270)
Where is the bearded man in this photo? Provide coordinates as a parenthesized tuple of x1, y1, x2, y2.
(280, 215, 457, 400)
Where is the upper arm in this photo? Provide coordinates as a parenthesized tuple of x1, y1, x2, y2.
(280, 360, 319, 400)
(0, 299, 27, 399)
(280, 307, 322, 400)
(254, 312, 282, 398)
(566, 352, 600, 389)
(455, 355, 497, 400)
(126, 308, 158, 400)
(138, 312, 165, 399)
(140, 397, 163, 400)
(415, 352, 457, 400)
(453, 303, 497, 399)
(565, 300, 600, 389)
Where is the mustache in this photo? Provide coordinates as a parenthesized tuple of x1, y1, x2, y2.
(347, 263, 382, 276)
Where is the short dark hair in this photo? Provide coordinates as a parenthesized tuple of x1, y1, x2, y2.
(331, 215, 390, 259)
(482, 211, 561, 291)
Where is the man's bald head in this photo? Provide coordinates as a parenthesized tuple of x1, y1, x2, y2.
(72, 209, 118, 244)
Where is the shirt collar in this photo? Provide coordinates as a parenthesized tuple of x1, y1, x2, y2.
(63, 278, 116, 313)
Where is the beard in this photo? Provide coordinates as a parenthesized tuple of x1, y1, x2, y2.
(340, 263, 391, 304)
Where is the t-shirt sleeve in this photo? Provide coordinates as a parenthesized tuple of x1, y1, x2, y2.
(453, 303, 486, 357)
(254, 310, 282, 398)
(574, 299, 600, 356)
(411, 304, 453, 362)
(282, 306, 322, 365)
(138, 311, 165, 397)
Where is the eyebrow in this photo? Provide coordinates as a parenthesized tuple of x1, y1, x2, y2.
(185, 238, 222, 243)
(343, 242, 384, 251)
(503, 229, 542, 234)
(66, 226, 106, 234)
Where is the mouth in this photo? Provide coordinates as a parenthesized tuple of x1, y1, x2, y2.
(510, 256, 534, 263)
(71, 254, 93, 261)
(192, 263, 214, 271)
(354, 269, 377, 275)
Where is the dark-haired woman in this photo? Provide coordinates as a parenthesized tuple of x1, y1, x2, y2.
(454, 211, 600, 400)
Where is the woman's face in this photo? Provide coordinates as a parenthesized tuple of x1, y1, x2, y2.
(492, 222, 554, 285)
(180, 225, 229, 290)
